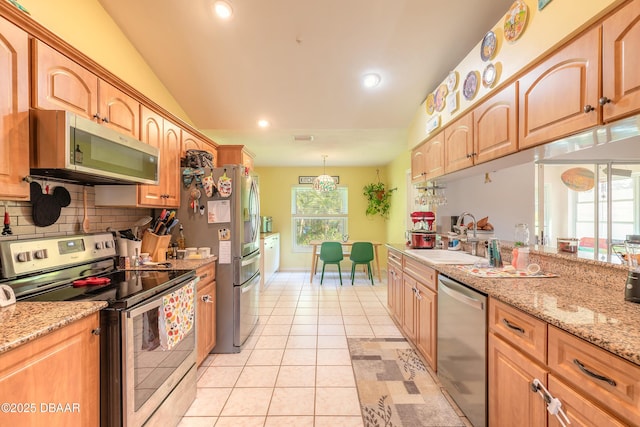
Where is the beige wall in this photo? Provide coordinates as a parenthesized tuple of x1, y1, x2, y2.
(255, 166, 398, 272)
(19, 0, 192, 125)
(408, 0, 625, 149)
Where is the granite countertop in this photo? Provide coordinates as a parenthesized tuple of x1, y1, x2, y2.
(387, 243, 640, 366)
(131, 256, 217, 271)
(0, 301, 107, 354)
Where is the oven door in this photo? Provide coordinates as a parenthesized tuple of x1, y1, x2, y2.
(122, 279, 196, 427)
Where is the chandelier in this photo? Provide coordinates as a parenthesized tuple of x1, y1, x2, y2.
(313, 155, 336, 192)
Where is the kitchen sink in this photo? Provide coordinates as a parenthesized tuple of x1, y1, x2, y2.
(404, 249, 484, 265)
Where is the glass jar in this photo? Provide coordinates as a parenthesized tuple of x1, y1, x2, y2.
(514, 223, 530, 246)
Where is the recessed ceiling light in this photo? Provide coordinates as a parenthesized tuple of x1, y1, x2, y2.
(213, 0, 233, 19)
(362, 73, 381, 88)
(257, 119, 270, 128)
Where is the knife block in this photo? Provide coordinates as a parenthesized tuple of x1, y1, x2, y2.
(141, 231, 172, 262)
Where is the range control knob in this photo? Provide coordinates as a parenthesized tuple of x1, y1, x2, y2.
(95, 242, 104, 250)
(105, 241, 114, 249)
(16, 251, 31, 262)
(34, 249, 47, 259)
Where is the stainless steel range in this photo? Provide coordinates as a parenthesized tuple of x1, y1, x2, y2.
(0, 233, 197, 427)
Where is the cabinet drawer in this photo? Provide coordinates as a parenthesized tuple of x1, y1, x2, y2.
(195, 262, 215, 290)
(548, 325, 640, 424)
(489, 298, 547, 364)
(387, 249, 402, 268)
(402, 256, 437, 291)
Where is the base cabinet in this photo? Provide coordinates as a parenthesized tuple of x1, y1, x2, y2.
(260, 233, 280, 290)
(0, 313, 100, 427)
(196, 263, 217, 366)
(386, 249, 437, 370)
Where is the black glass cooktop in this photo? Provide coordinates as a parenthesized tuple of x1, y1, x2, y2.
(19, 269, 195, 309)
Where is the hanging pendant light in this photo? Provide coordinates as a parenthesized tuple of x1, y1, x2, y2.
(313, 155, 336, 192)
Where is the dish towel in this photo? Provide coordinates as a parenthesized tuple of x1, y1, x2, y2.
(159, 280, 196, 350)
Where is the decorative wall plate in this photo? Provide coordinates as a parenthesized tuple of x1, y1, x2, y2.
(425, 93, 435, 115)
(446, 91, 458, 113)
(463, 71, 479, 101)
(446, 71, 458, 92)
(561, 167, 595, 192)
(434, 84, 448, 112)
(482, 63, 497, 88)
(504, 0, 528, 43)
(480, 30, 497, 61)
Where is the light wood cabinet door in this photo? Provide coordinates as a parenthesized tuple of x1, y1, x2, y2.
(32, 39, 98, 119)
(474, 82, 519, 164)
(548, 375, 627, 427)
(387, 250, 403, 324)
(602, 0, 640, 122)
(401, 274, 417, 341)
(0, 313, 100, 427)
(196, 263, 217, 366)
(139, 107, 180, 207)
(98, 79, 139, 138)
(0, 16, 29, 200)
(217, 145, 254, 170)
(519, 26, 600, 149)
(411, 144, 426, 182)
(415, 281, 437, 370)
(423, 133, 445, 180)
(181, 129, 216, 160)
(488, 333, 548, 427)
(444, 112, 474, 173)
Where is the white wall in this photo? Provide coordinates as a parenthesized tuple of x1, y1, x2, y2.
(435, 164, 536, 242)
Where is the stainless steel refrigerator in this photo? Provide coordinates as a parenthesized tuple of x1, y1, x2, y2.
(176, 164, 260, 353)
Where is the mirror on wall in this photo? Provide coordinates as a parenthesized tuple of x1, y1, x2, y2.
(536, 161, 640, 264)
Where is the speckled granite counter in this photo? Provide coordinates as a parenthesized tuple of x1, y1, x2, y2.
(387, 243, 640, 366)
(0, 301, 106, 354)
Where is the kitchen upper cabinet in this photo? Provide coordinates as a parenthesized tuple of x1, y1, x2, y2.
(488, 333, 548, 427)
(32, 40, 140, 138)
(0, 16, 29, 200)
(601, 0, 640, 123)
(474, 82, 519, 164)
(181, 130, 217, 161)
(518, 27, 600, 149)
(196, 263, 216, 366)
(139, 107, 180, 207)
(0, 313, 100, 427)
(444, 111, 474, 173)
(411, 132, 444, 183)
(217, 145, 254, 171)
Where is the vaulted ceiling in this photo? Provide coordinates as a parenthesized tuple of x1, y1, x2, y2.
(99, 0, 515, 166)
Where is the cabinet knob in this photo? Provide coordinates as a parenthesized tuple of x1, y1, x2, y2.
(102, 117, 109, 123)
(201, 295, 213, 303)
(598, 96, 611, 106)
(91, 328, 101, 335)
(583, 104, 595, 113)
(92, 113, 101, 120)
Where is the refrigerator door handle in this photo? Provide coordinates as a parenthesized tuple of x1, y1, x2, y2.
(241, 251, 261, 266)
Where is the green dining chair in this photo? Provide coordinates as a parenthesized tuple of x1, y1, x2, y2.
(349, 242, 374, 285)
(319, 241, 343, 286)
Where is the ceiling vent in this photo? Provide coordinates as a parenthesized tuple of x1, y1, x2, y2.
(293, 135, 314, 142)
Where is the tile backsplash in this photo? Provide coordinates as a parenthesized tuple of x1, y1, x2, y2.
(1, 182, 152, 240)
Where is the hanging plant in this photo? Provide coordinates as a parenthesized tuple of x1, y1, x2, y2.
(363, 170, 397, 219)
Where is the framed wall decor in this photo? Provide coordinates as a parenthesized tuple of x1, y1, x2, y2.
(299, 176, 340, 185)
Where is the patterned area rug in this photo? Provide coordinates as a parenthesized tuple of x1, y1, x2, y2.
(348, 338, 465, 427)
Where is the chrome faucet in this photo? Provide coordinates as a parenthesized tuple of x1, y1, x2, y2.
(456, 212, 479, 256)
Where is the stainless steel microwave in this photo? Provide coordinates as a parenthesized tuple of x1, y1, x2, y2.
(29, 109, 159, 185)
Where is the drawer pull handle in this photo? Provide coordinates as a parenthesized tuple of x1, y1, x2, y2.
(199, 273, 209, 280)
(573, 359, 617, 387)
(502, 318, 525, 334)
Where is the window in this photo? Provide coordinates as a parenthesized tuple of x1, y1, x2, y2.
(291, 186, 348, 252)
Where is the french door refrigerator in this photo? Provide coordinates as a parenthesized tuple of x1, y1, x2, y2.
(176, 164, 260, 353)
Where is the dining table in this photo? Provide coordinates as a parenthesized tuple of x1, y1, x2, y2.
(309, 240, 382, 284)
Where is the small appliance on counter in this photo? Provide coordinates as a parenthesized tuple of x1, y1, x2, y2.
(622, 235, 640, 303)
(409, 211, 436, 249)
(261, 216, 273, 233)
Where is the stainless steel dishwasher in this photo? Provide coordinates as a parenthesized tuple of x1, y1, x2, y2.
(437, 274, 487, 427)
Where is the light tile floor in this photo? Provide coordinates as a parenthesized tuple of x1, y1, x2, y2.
(178, 270, 456, 427)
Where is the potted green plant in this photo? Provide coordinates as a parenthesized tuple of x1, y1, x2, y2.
(363, 181, 397, 219)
